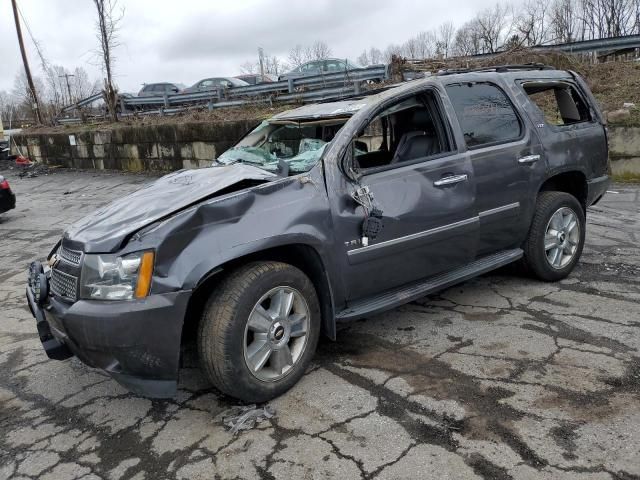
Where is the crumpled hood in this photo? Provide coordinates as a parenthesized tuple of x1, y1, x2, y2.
(64, 164, 276, 252)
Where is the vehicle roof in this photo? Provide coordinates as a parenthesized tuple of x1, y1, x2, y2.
(271, 97, 379, 121)
(272, 67, 576, 121)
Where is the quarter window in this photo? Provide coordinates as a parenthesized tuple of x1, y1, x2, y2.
(446, 83, 522, 148)
(522, 82, 591, 126)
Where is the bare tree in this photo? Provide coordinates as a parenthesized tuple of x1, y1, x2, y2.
(240, 61, 257, 74)
(403, 37, 420, 59)
(476, 3, 512, 53)
(0, 90, 18, 126)
(454, 20, 483, 56)
(93, 0, 122, 122)
(357, 50, 370, 66)
(72, 67, 100, 101)
(414, 31, 436, 59)
(368, 47, 383, 64)
(516, 0, 552, 45)
(384, 43, 404, 63)
(437, 21, 456, 58)
(551, 0, 578, 42)
(264, 56, 288, 75)
(310, 41, 332, 60)
(288, 44, 308, 68)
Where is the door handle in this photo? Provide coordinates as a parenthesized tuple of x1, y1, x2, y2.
(518, 154, 540, 164)
(434, 174, 468, 187)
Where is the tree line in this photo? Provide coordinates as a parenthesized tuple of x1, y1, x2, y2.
(241, 0, 640, 74)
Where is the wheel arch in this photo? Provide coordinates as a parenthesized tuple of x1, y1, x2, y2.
(538, 170, 588, 212)
(181, 243, 337, 354)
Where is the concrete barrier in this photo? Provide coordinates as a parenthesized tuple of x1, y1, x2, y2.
(11, 119, 259, 172)
(608, 126, 640, 176)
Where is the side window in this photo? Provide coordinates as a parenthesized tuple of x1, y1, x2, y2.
(354, 92, 451, 171)
(522, 82, 591, 126)
(325, 60, 345, 72)
(152, 85, 164, 93)
(446, 83, 522, 148)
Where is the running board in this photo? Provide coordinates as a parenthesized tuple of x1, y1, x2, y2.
(336, 248, 523, 321)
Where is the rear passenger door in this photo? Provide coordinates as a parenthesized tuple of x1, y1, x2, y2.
(445, 81, 546, 256)
(519, 80, 608, 179)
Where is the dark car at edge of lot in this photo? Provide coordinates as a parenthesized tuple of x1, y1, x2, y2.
(0, 175, 16, 214)
(27, 65, 610, 403)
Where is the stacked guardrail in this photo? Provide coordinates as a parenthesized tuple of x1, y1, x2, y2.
(57, 65, 389, 124)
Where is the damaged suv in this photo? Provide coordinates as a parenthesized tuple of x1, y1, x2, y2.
(27, 65, 609, 402)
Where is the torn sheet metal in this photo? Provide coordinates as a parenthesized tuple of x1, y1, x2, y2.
(222, 404, 276, 435)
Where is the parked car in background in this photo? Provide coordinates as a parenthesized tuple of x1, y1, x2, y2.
(138, 83, 186, 97)
(235, 74, 278, 85)
(182, 77, 249, 93)
(279, 58, 362, 81)
(0, 175, 16, 214)
(27, 66, 609, 403)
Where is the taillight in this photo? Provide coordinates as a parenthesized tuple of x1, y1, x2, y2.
(0, 180, 10, 190)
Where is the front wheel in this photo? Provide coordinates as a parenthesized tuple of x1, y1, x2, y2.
(198, 261, 320, 402)
(522, 192, 586, 282)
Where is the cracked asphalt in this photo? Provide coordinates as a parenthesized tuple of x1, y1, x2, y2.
(0, 167, 639, 480)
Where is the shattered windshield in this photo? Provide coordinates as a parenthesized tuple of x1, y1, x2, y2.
(215, 118, 347, 174)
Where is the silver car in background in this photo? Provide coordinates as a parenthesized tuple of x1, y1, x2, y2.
(182, 77, 249, 93)
(138, 83, 186, 96)
(279, 58, 362, 81)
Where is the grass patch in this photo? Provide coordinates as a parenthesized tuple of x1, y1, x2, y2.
(612, 171, 640, 183)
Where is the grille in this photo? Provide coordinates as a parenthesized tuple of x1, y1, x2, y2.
(50, 268, 78, 300)
(59, 246, 82, 266)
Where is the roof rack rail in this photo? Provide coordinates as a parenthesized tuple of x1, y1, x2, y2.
(435, 63, 555, 76)
(317, 84, 399, 103)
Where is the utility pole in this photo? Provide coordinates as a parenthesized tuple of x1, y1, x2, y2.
(258, 47, 265, 79)
(11, 0, 42, 124)
(59, 73, 75, 105)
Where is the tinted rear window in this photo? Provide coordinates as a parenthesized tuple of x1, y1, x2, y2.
(446, 83, 521, 148)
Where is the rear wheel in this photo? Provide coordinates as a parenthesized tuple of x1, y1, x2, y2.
(522, 192, 585, 282)
(198, 261, 320, 402)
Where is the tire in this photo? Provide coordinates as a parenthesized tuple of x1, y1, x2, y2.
(198, 261, 321, 402)
(522, 191, 586, 282)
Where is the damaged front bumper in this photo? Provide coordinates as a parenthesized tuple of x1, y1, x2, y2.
(26, 271, 191, 398)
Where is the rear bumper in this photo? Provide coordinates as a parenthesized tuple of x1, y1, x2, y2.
(587, 175, 610, 207)
(26, 285, 191, 398)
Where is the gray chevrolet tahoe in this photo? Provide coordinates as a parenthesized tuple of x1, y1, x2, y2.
(27, 65, 609, 402)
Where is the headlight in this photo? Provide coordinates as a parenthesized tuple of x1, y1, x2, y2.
(80, 250, 155, 301)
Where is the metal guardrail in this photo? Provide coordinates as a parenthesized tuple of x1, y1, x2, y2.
(460, 33, 640, 61)
(535, 33, 640, 54)
(60, 93, 103, 113)
(56, 65, 388, 124)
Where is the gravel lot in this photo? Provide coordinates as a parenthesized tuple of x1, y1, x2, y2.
(1, 167, 639, 480)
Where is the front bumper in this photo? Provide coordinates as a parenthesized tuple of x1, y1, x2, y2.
(26, 281, 191, 398)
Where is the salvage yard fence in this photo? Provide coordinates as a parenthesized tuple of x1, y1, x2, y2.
(57, 65, 390, 125)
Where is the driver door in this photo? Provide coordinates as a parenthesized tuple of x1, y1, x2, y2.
(328, 89, 478, 301)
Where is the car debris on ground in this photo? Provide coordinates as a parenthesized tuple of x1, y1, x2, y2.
(222, 404, 276, 435)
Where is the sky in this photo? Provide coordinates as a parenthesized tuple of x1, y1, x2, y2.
(1, 0, 508, 95)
